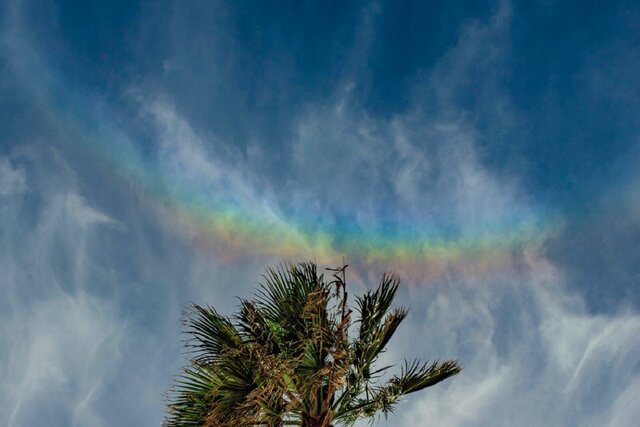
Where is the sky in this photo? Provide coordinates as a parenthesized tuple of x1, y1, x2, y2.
(1, 0, 639, 426)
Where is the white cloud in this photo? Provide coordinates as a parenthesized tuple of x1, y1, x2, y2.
(64, 193, 118, 228)
(282, 3, 640, 426)
(0, 157, 129, 426)
(391, 251, 640, 427)
(145, 99, 286, 225)
(600, 376, 640, 427)
(1, 1, 637, 427)
(122, 2, 640, 425)
(0, 294, 124, 427)
(0, 157, 27, 197)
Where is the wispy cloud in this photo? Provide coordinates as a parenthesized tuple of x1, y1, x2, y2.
(1, 0, 638, 426)
(1, 294, 124, 427)
(0, 159, 127, 426)
(0, 157, 27, 197)
(392, 250, 640, 427)
(64, 193, 120, 228)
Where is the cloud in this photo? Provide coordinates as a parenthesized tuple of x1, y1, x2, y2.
(130, 4, 640, 425)
(0, 294, 124, 427)
(64, 193, 119, 228)
(141, 97, 306, 243)
(1, 1, 638, 427)
(0, 158, 127, 426)
(318, 3, 640, 425)
(389, 249, 640, 427)
(0, 143, 186, 426)
(0, 157, 27, 197)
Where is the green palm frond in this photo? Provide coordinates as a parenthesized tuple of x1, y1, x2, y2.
(352, 273, 408, 384)
(166, 365, 218, 426)
(165, 261, 462, 427)
(356, 273, 401, 336)
(236, 299, 274, 346)
(353, 307, 407, 380)
(392, 359, 462, 395)
(335, 359, 463, 424)
(185, 304, 242, 364)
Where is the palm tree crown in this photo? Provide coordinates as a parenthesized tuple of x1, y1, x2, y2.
(165, 261, 461, 427)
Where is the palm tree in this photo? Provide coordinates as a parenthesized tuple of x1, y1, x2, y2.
(165, 261, 461, 427)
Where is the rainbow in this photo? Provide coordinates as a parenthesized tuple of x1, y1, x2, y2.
(34, 59, 556, 282)
(80, 111, 553, 281)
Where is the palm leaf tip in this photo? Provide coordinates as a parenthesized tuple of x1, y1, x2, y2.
(394, 359, 462, 395)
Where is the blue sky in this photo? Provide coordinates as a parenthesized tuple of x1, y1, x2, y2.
(1, 1, 639, 426)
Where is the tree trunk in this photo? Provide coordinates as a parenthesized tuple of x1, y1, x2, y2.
(302, 413, 333, 427)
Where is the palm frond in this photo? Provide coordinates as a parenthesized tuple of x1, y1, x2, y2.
(392, 359, 462, 394)
(356, 273, 401, 336)
(236, 299, 274, 346)
(185, 304, 242, 364)
(352, 274, 407, 381)
(164, 364, 219, 426)
(353, 307, 407, 380)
